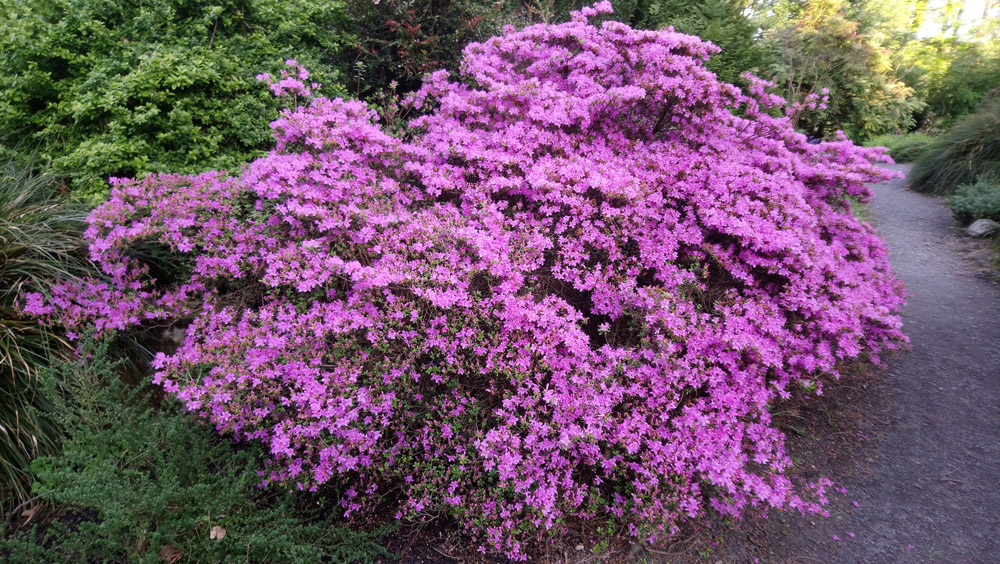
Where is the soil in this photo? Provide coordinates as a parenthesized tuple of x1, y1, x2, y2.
(383, 163, 1000, 563)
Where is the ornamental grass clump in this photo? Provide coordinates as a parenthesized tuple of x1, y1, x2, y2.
(0, 157, 93, 506)
(26, 3, 906, 559)
(909, 94, 1000, 195)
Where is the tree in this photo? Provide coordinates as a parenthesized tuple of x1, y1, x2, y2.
(904, 9, 1000, 123)
(763, 0, 923, 140)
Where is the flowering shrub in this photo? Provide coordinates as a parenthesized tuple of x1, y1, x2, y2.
(27, 3, 906, 559)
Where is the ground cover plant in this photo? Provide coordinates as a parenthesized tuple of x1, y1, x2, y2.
(950, 176, 1000, 225)
(0, 337, 391, 564)
(26, 3, 906, 559)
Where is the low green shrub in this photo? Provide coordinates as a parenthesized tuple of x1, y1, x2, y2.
(950, 176, 1000, 225)
(865, 132, 936, 163)
(0, 337, 392, 564)
(909, 94, 1000, 195)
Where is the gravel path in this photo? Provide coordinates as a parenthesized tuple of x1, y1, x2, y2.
(688, 163, 1000, 564)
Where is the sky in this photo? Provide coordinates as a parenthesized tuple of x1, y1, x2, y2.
(917, 0, 996, 38)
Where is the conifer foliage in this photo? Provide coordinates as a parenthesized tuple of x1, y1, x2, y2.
(27, 3, 906, 558)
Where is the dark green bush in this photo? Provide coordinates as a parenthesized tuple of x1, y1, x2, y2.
(0, 0, 350, 197)
(909, 94, 1000, 195)
(0, 337, 392, 564)
(950, 176, 1000, 224)
(344, 0, 510, 97)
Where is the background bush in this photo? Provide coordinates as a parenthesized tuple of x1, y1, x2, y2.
(917, 32, 1000, 123)
(949, 176, 1000, 225)
(760, 0, 923, 142)
(864, 132, 935, 163)
(0, 337, 392, 564)
(344, 0, 510, 97)
(0, 0, 350, 197)
(909, 93, 1000, 195)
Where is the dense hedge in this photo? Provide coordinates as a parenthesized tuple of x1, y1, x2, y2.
(0, 0, 349, 197)
(27, 4, 906, 558)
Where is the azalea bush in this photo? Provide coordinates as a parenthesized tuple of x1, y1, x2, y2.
(27, 3, 906, 559)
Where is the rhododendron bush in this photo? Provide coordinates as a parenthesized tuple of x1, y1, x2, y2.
(27, 3, 906, 558)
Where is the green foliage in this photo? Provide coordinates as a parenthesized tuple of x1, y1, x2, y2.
(0, 336, 392, 564)
(921, 39, 1000, 122)
(950, 176, 1000, 224)
(909, 94, 1000, 194)
(893, 7, 1000, 125)
(864, 131, 935, 162)
(0, 0, 350, 197)
(0, 155, 94, 508)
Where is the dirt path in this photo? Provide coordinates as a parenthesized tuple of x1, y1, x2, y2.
(683, 163, 1000, 564)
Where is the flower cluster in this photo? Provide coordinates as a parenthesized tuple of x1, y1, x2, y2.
(27, 3, 905, 559)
